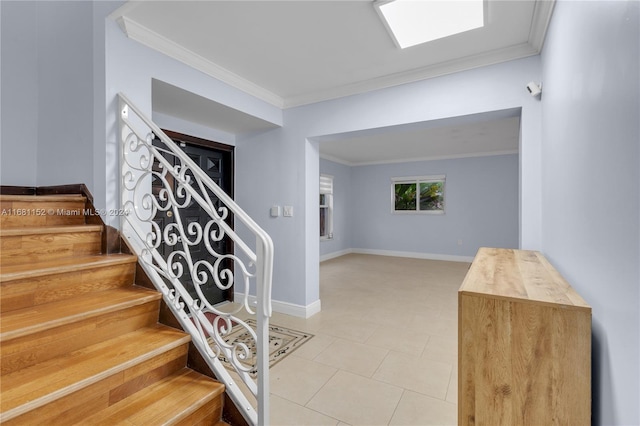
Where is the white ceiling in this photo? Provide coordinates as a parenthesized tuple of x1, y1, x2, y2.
(152, 79, 280, 135)
(317, 110, 521, 166)
(113, 1, 553, 164)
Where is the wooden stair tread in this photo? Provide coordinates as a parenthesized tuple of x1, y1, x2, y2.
(0, 224, 102, 237)
(0, 194, 86, 202)
(0, 254, 137, 282)
(0, 287, 161, 341)
(78, 368, 225, 425)
(0, 324, 191, 420)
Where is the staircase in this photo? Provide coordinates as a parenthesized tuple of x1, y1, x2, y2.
(0, 193, 228, 425)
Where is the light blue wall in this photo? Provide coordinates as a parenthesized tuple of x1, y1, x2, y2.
(0, 1, 95, 189)
(152, 112, 236, 147)
(235, 126, 310, 305)
(319, 158, 353, 258)
(1, 1, 39, 186)
(238, 56, 542, 308)
(540, 1, 639, 424)
(101, 9, 282, 228)
(318, 155, 518, 260)
(36, 1, 94, 189)
(350, 154, 518, 257)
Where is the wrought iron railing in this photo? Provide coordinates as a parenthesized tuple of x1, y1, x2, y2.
(117, 93, 273, 425)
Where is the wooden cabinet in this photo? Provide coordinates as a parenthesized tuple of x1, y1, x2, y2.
(458, 248, 591, 425)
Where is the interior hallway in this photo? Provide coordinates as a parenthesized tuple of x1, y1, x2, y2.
(265, 253, 469, 425)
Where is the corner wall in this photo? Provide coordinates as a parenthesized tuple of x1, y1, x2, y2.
(540, 1, 639, 424)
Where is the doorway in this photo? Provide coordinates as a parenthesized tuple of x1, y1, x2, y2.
(152, 130, 234, 306)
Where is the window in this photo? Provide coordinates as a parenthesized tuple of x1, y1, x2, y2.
(392, 175, 445, 214)
(375, 0, 485, 49)
(320, 174, 333, 239)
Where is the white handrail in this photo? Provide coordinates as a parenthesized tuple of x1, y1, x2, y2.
(117, 92, 274, 425)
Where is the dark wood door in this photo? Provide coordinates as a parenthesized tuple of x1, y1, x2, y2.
(152, 131, 234, 306)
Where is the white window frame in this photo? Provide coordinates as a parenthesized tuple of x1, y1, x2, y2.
(320, 174, 334, 240)
(391, 175, 446, 214)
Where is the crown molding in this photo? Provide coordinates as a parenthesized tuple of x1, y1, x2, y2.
(351, 149, 519, 166)
(320, 149, 518, 167)
(115, 16, 285, 108)
(529, 0, 556, 52)
(113, 0, 554, 110)
(283, 41, 538, 108)
(319, 153, 353, 166)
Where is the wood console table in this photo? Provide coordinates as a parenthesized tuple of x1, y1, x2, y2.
(458, 248, 591, 425)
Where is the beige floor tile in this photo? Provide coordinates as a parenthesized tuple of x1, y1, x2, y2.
(316, 316, 380, 343)
(270, 356, 338, 405)
(406, 314, 455, 337)
(365, 325, 430, 357)
(367, 306, 425, 329)
(293, 333, 337, 360)
(439, 306, 458, 321)
(373, 352, 452, 400)
(270, 394, 340, 426)
(446, 366, 458, 404)
(421, 334, 457, 364)
(314, 339, 389, 377)
(270, 311, 325, 333)
(306, 370, 403, 426)
(263, 254, 467, 425)
(389, 390, 457, 426)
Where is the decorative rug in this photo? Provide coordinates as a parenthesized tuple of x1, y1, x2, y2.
(207, 319, 313, 377)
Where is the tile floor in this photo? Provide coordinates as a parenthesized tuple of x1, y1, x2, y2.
(235, 253, 470, 425)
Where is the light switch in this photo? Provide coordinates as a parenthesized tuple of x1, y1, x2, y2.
(270, 206, 280, 217)
(283, 206, 293, 217)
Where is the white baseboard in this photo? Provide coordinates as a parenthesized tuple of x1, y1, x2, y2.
(351, 248, 474, 263)
(320, 248, 353, 262)
(235, 293, 322, 319)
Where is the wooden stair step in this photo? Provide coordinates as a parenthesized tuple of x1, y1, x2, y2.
(0, 191, 228, 425)
(0, 253, 136, 282)
(1, 254, 138, 313)
(0, 287, 163, 375)
(0, 225, 103, 266)
(0, 195, 86, 202)
(0, 324, 192, 423)
(77, 368, 225, 426)
(0, 224, 101, 237)
(0, 195, 87, 228)
(0, 286, 161, 342)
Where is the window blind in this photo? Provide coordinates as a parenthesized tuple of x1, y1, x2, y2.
(320, 175, 333, 194)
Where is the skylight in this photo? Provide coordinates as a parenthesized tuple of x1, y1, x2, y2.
(375, 0, 485, 49)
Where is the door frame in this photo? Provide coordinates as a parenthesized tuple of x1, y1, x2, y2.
(162, 129, 235, 200)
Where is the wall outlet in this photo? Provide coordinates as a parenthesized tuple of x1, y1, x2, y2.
(283, 206, 293, 217)
(457, 239, 463, 246)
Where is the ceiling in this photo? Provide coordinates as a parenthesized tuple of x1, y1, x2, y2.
(113, 1, 553, 164)
(317, 109, 521, 166)
(152, 79, 280, 136)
